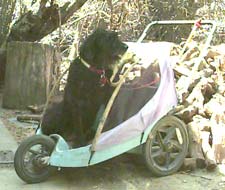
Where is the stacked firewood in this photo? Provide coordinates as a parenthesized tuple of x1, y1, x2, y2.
(171, 42, 225, 171)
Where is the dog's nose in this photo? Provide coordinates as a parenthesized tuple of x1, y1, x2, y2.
(123, 43, 128, 50)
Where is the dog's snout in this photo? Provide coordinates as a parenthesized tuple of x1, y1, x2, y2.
(123, 43, 128, 50)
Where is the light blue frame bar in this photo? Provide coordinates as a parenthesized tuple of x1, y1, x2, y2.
(48, 116, 163, 167)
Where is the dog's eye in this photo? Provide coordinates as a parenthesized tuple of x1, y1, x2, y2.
(109, 31, 118, 39)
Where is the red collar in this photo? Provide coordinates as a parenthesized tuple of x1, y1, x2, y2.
(89, 66, 105, 75)
(79, 57, 109, 86)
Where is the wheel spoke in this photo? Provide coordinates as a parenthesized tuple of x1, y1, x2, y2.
(152, 139, 160, 146)
(156, 131, 165, 149)
(28, 149, 40, 155)
(24, 151, 35, 164)
(164, 127, 176, 142)
(170, 153, 179, 159)
(152, 149, 163, 158)
(170, 140, 183, 151)
(24, 157, 33, 165)
(151, 146, 160, 151)
(41, 149, 49, 156)
(165, 152, 171, 168)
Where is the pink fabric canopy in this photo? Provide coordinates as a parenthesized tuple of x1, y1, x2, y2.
(96, 42, 178, 150)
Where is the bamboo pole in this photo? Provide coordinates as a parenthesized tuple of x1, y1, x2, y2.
(91, 53, 140, 151)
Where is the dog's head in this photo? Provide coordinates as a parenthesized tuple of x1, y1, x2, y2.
(79, 29, 128, 69)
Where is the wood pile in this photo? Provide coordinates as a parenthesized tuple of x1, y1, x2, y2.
(171, 42, 225, 171)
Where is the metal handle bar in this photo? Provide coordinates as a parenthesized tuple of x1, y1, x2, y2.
(138, 20, 217, 43)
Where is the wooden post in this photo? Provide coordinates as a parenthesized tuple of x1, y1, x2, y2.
(3, 42, 60, 109)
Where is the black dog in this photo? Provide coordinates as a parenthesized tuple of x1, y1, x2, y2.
(41, 29, 128, 146)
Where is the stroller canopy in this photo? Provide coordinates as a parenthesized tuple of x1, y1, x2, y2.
(96, 42, 178, 150)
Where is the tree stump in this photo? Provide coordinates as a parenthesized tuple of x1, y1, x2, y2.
(3, 42, 60, 109)
(0, 48, 6, 83)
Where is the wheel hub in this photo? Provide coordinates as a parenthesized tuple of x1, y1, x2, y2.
(32, 155, 49, 168)
(165, 142, 173, 152)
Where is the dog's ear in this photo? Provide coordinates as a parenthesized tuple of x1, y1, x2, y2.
(79, 35, 96, 62)
(79, 29, 106, 62)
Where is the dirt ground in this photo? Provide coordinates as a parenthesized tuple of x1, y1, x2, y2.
(0, 92, 225, 190)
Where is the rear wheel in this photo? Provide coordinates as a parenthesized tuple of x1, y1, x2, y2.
(143, 116, 189, 176)
(14, 135, 55, 184)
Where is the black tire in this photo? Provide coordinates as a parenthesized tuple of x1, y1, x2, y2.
(14, 135, 55, 184)
(143, 116, 189, 176)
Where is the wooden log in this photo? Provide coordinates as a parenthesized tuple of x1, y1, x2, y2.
(186, 78, 208, 105)
(175, 74, 201, 103)
(175, 75, 190, 103)
(204, 94, 225, 118)
(175, 105, 198, 123)
(212, 126, 225, 164)
(27, 105, 45, 114)
(181, 158, 197, 171)
(211, 98, 225, 165)
(167, 105, 185, 115)
(175, 61, 215, 105)
(201, 131, 217, 171)
(3, 42, 60, 109)
(170, 44, 181, 56)
(187, 121, 206, 168)
(206, 49, 220, 60)
(192, 115, 211, 132)
(180, 46, 199, 62)
(173, 65, 190, 77)
(206, 44, 225, 59)
(199, 68, 214, 78)
(218, 55, 225, 72)
(185, 77, 216, 116)
(17, 114, 42, 122)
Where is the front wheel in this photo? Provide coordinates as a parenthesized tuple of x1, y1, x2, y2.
(143, 116, 189, 176)
(14, 135, 55, 184)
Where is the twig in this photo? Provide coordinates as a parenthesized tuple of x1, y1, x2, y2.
(189, 173, 213, 180)
(180, 171, 213, 180)
(57, 5, 62, 48)
(69, 11, 110, 27)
